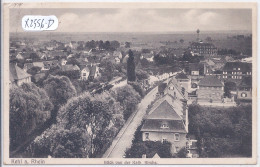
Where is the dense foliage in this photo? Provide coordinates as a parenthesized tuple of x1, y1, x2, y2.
(112, 85, 141, 120)
(43, 75, 77, 119)
(188, 104, 252, 157)
(128, 81, 145, 98)
(28, 91, 126, 158)
(10, 83, 53, 151)
(28, 125, 91, 158)
(224, 81, 237, 98)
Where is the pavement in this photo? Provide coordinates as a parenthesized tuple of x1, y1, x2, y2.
(112, 80, 127, 89)
(103, 86, 158, 158)
(198, 101, 237, 107)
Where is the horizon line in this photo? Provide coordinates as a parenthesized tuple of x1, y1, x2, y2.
(10, 30, 252, 34)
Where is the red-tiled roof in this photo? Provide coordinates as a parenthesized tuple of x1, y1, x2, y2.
(198, 76, 223, 87)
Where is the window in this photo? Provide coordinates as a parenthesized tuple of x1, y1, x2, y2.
(238, 68, 240, 70)
(145, 133, 149, 140)
(162, 138, 167, 144)
(233, 68, 236, 70)
(83, 73, 86, 76)
(176, 147, 180, 152)
(161, 123, 169, 128)
(241, 93, 247, 97)
(175, 133, 180, 141)
(169, 86, 174, 90)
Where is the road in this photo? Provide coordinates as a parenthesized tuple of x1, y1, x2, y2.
(103, 86, 158, 158)
(112, 79, 127, 89)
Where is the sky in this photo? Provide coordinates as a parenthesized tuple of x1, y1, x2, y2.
(10, 8, 252, 33)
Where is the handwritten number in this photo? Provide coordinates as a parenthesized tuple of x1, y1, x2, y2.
(30, 19, 33, 27)
(41, 19, 45, 29)
(36, 19, 41, 28)
(33, 19, 37, 28)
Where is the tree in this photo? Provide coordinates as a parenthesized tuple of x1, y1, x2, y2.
(27, 66, 42, 75)
(127, 50, 136, 82)
(10, 83, 52, 151)
(125, 141, 172, 158)
(136, 69, 149, 81)
(28, 125, 91, 158)
(104, 41, 111, 50)
(29, 52, 40, 61)
(55, 92, 123, 157)
(128, 81, 145, 98)
(67, 57, 80, 66)
(113, 85, 141, 120)
(188, 104, 252, 157)
(43, 75, 77, 119)
(224, 82, 236, 98)
(177, 147, 188, 158)
(110, 40, 120, 50)
(125, 42, 131, 48)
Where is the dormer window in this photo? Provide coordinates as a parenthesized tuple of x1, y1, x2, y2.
(161, 121, 169, 129)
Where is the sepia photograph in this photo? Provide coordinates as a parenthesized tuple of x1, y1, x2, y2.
(3, 2, 257, 165)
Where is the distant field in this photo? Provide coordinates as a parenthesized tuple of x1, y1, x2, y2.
(10, 31, 252, 54)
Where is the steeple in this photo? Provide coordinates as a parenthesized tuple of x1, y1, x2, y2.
(196, 29, 200, 42)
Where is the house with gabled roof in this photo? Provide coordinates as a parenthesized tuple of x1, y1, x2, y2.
(176, 72, 191, 93)
(16, 53, 24, 60)
(141, 94, 188, 154)
(164, 77, 188, 101)
(80, 66, 90, 80)
(197, 76, 224, 103)
(10, 63, 31, 86)
(88, 64, 100, 80)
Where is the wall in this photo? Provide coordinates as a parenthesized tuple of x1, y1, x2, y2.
(197, 86, 224, 102)
(237, 90, 252, 100)
(142, 131, 187, 153)
(17, 77, 31, 86)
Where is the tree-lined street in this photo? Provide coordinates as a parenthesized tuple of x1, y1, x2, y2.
(103, 86, 158, 158)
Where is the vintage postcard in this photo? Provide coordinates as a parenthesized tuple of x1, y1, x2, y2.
(3, 2, 257, 165)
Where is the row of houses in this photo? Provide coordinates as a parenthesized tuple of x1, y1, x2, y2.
(141, 76, 199, 158)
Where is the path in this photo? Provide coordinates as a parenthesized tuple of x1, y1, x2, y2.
(103, 86, 158, 158)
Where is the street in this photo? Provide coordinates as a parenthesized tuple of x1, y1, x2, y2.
(103, 85, 158, 158)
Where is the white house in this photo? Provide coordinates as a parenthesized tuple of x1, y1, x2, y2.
(80, 67, 90, 80)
